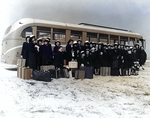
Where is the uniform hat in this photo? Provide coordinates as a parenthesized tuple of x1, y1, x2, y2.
(98, 42, 102, 44)
(37, 38, 42, 41)
(30, 35, 35, 38)
(80, 51, 85, 54)
(77, 39, 82, 43)
(135, 43, 139, 45)
(47, 38, 51, 41)
(103, 43, 107, 46)
(44, 38, 49, 42)
(114, 43, 118, 46)
(73, 41, 77, 44)
(130, 46, 133, 49)
(85, 40, 89, 43)
(26, 36, 30, 38)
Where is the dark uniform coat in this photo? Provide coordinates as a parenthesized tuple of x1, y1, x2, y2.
(41, 44, 53, 65)
(53, 51, 64, 68)
(28, 42, 37, 70)
(21, 42, 29, 67)
(66, 44, 73, 64)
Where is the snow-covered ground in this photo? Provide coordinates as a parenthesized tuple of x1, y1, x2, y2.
(0, 61, 150, 118)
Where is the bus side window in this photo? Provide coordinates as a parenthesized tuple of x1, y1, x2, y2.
(21, 27, 32, 38)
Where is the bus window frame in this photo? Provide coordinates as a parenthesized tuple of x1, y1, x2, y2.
(21, 27, 33, 38)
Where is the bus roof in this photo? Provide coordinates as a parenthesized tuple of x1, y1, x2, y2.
(4, 18, 143, 39)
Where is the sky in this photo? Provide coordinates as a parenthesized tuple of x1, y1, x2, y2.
(0, 0, 150, 58)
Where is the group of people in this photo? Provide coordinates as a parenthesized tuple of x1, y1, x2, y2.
(21, 35, 147, 76)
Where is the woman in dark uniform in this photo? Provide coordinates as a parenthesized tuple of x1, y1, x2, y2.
(36, 38, 43, 70)
(41, 38, 53, 65)
(66, 39, 74, 65)
(53, 40, 61, 55)
(53, 46, 64, 68)
(28, 35, 38, 70)
(21, 36, 30, 67)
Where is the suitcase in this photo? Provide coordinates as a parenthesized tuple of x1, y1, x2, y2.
(71, 68, 78, 77)
(55, 69, 60, 79)
(111, 69, 119, 76)
(105, 67, 109, 76)
(17, 59, 26, 67)
(80, 67, 93, 79)
(49, 69, 56, 78)
(59, 69, 65, 78)
(108, 67, 111, 76)
(22, 67, 33, 79)
(40, 65, 55, 71)
(94, 69, 100, 75)
(63, 68, 69, 78)
(75, 70, 79, 79)
(102, 67, 106, 76)
(75, 70, 85, 79)
(17, 67, 22, 78)
(32, 70, 52, 82)
(100, 67, 103, 76)
(78, 70, 85, 79)
(69, 60, 78, 68)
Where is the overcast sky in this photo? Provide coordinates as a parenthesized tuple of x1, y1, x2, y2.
(0, 0, 150, 58)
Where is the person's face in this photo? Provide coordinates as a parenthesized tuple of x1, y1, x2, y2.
(126, 46, 129, 49)
(38, 41, 42, 45)
(86, 51, 89, 55)
(99, 45, 101, 49)
(136, 45, 139, 48)
(114, 45, 117, 49)
(69, 41, 73, 45)
(56, 42, 59, 46)
(81, 53, 85, 57)
(45, 41, 48, 45)
(59, 47, 63, 52)
(141, 47, 144, 50)
(90, 44, 92, 47)
(96, 44, 98, 48)
(27, 38, 29, 42)
(78, 41, 81, 45)
(32, 38, 36, 43)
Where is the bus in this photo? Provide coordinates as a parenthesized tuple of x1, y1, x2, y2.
(1, 18, 145, 65)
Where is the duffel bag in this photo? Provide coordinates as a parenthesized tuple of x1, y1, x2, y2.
(32, 70, 52, 82)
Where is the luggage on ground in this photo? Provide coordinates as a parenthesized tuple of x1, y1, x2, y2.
(32, 70, 52, 82)
(40, 65, 55, 71)
(75, 70, 85, 79)
(69, 60, 78, 68)
(17, 59, 26, 67)
(80, 66, 93, 79)
(102, 67, 106, 76)
(71, 68, 78, 77)
(111, 69, 119, 76)
(22, 67, 33, 79)
(17, 67, 22, 78)
(100, 67, 103, 76)
(49, 69, 56, 78)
